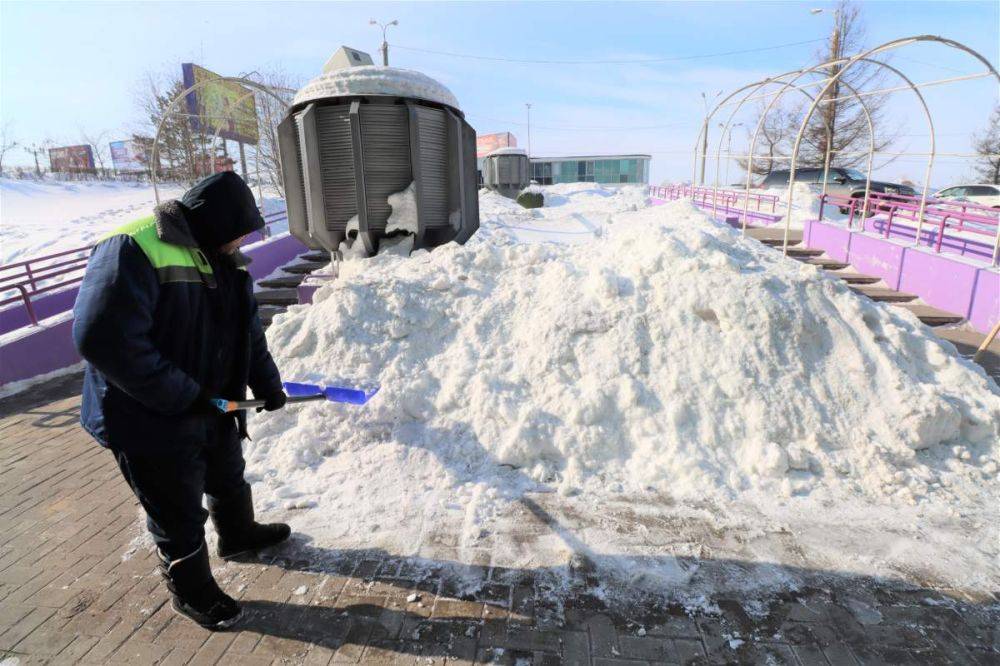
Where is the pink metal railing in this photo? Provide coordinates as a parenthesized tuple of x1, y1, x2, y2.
(649, 185, 782, 224)
(818, 191, 999, 265)
(1, 209, 288, 327)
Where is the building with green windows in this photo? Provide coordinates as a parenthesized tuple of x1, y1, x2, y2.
(529, 154, 650, 185)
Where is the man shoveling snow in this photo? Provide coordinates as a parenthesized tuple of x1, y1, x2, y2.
(73, 172, 292, 629)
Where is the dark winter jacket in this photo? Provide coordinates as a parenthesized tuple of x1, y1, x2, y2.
(73, 172, 283, 447)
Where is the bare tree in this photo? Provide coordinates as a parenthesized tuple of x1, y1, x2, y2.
(0, 121, 17, 174)
(247, 69, 298, 198)
(735, 103, 801, 180)
(800, 0, 900, 169)
(972, 105, 1000, 184)
(80, 129, 111, 173)
(133, 71, 202, 183)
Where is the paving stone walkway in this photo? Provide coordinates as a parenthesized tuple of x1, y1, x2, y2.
(1, 374, 998, 665)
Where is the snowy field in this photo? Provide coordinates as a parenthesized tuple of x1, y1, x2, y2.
(244, 183, 1000, 607)
(0, 177, 285, 266)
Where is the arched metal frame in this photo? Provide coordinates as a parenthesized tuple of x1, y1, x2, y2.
(733, 57, 936, 242)
(703, 66, 858, 228)
(782, 35, 1000, 255)
(150, 76, 294, 205)
(706, 72, 840, 222)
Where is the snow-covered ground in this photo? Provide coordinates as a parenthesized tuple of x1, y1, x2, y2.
(0, 177, 286, 266)
(244, 182, 1000, 604)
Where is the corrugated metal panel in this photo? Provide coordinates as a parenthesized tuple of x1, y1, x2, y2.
(278, 113, 311, 247)
(290, 114, 309, 222)
(359, 104, 411, 233)
(314, 105, 357, 231)
(414, 106, 449, 229)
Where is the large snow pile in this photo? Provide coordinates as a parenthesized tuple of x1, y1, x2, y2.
(248, 192, 998, 534)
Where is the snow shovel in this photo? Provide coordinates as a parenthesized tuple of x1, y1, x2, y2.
(211, 381, 379, 413)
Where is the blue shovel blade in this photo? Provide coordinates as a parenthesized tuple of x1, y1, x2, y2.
(283, 381, 379, 405)
(325, 386, 380, 405)
(283, 381, 324, 397)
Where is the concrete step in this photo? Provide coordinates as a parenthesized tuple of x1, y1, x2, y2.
(801, 257, 850, 270)
(257, 275, 306, 289)
(299, 251, 331, 263)
(255, 288, 299, 307)
(895, 303, 964, 326)
(830, 272, 881, 285)
(745, 227, 802, 246)
(258, 305, 286, 326)
(849, 286, 918, 303)
(934, 327, 1000, 384)
(785, 247, 825, 258)
(281, 261, 328, 275)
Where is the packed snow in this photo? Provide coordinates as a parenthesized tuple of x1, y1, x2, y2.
(0, 178, 186, 265)
(0, 177, 286, 266)
(245, 182, 1000, 598)
(293, 65, 460, 109)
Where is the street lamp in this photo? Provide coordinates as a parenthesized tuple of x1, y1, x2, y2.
(525, 103, 532, 157)
(698, 90, 722, 184)
(719, 122, 744, 185)
(369, 19, 399, 66)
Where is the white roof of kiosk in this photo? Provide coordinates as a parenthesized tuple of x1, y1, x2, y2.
(293, 65, 460, 110)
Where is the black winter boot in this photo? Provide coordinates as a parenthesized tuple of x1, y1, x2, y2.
(208, 484, 291, 560)
(159, 542, 241, 630)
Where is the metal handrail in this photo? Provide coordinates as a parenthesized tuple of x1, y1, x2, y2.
(1, 208, 289, 327)
(818, 191, 998, 265)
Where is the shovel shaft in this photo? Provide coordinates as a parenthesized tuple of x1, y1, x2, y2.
(214, 394, 327, 413)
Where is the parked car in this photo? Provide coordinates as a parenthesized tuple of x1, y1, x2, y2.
(760, 167, 916, 213)
(932, 184, 1000, 209)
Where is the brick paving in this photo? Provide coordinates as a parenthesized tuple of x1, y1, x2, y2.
(1, 373, 999, 665)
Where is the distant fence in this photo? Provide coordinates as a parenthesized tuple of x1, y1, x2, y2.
(648, 185, 783, 225)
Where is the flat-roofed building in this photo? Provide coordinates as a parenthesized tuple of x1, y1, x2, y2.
(529, 154, 650, 185)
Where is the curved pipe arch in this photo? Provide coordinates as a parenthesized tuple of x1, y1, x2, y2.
(151, 76, 293, 205)
(783, 35, 1000, 254)
(692, 69, 804, 184)
(735, 56, 934, 238)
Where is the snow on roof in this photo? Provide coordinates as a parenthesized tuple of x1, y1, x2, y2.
(485, 147, 528, 157)
(293, 65, 460, 109)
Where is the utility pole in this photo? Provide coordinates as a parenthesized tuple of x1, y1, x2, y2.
(370, 19, 399, 66)
(525, 103, 532, 157)
(720, 122, 743, 185)
(812, 5, 844, 166)
(699, 92, 720, 184)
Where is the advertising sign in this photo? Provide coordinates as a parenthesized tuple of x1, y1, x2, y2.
(48, 145, 95, 173)
(476, 132, 517, 158)
(181, 63, 259, 144)
(109, 140, 148, 172)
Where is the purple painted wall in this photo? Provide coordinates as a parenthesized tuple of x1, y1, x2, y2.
(0, 233, 308, 388)
(0, 286, 79, 335)
(0, 316, 78, 388)
(803, 219, 999, 334)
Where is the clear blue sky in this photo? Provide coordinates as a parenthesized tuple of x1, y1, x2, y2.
(2, 1, 997, 184)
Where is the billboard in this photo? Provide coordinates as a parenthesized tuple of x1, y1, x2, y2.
(49, 145, 95, 173)
(181, 63, 259, 144)
(476, 132, 517, 158)
(109, 140, 148, 172)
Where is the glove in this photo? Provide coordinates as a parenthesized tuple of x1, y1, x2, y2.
(188, 388, 223, 416)
(257, 391, 287, 413)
